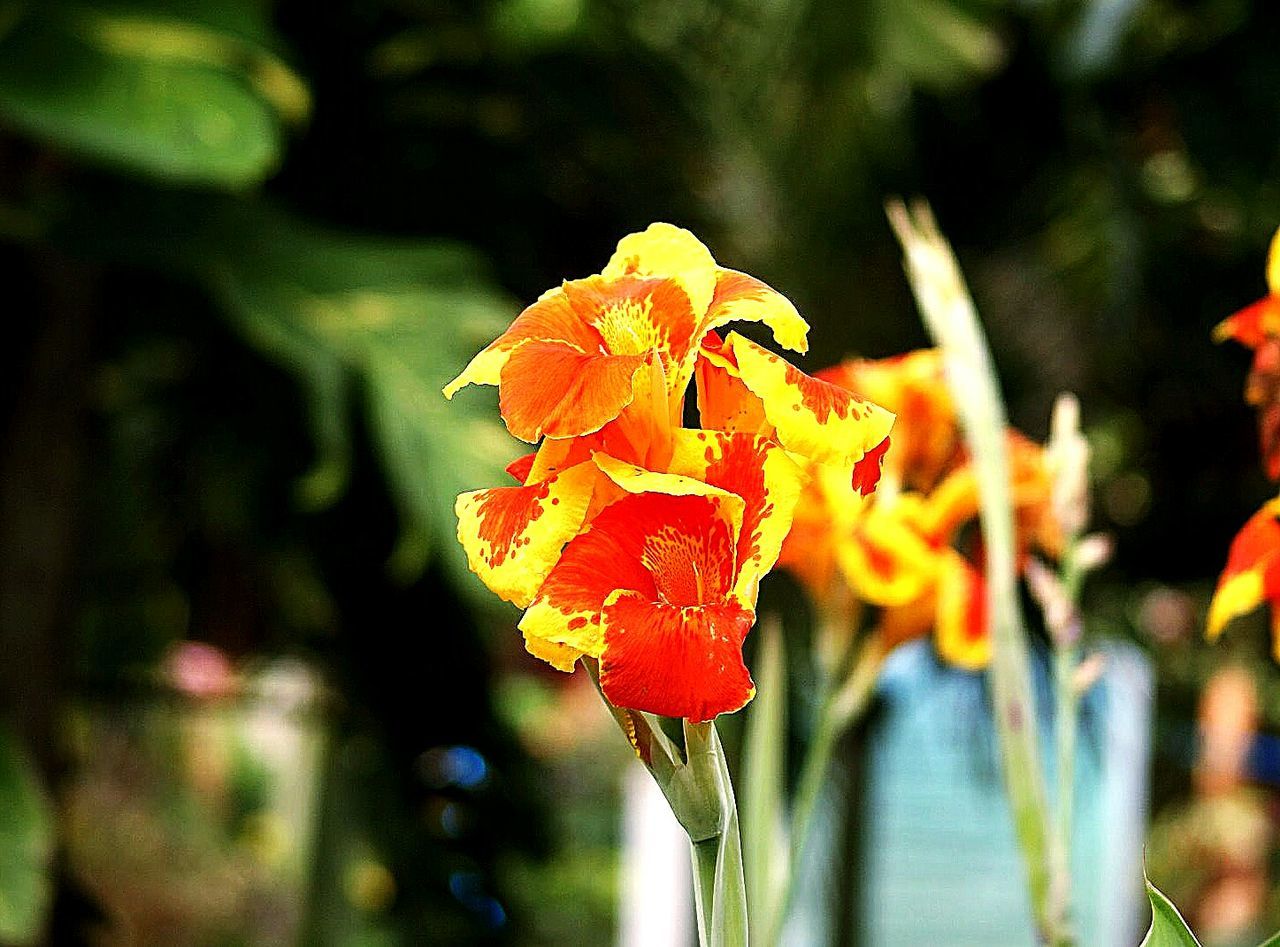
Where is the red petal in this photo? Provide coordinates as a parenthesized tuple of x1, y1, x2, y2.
(600, 592, 755, 721)
(851, 436, 891, 497)
(506, 452, 537, 484)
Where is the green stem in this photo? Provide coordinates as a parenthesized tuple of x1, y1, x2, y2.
(764, 635, 884, 947)
(888, 200, 1064, 944)
(686, 720, 748, 947)
(1051, 545, 1085, 943)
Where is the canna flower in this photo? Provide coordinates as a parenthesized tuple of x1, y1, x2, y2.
(1215, 227, 1280, 479)
(1207, 496, 1280, 660)
(447, 223, 894, 720)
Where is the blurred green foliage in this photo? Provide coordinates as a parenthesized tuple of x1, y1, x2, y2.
(0, 0, 1278, 943)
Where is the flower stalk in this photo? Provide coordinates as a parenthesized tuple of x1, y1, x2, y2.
(887, 198, 1066, 944)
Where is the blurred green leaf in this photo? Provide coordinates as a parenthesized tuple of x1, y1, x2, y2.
(199, 205, 519, 587)
(0, 727, 54, 945)
(0, 2, 307, 187)
(1140, 875, 1201, 947)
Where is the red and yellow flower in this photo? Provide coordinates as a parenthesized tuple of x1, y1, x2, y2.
(445, 224, 895, 720)
(1208, 496, 1280, 660)
(1215, 227, 1280, 480)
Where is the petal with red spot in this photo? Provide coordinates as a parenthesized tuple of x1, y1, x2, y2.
(519, 491, 739, 664)
(455, 461, 598, 608)
(599, 591, 756, 721)
(851, 436, 891, 497)
(724, 332, 896, 469)
(1208, 497, 1280, 639)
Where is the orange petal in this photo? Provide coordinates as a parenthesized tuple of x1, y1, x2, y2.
(1214, 296, 1280, 350)
(506, 452, 537, 484)
(724, 332, 896, 469)
(694, 333, 771, 435)
(667, 430, 806, 605)
(702, 268, 809, 354)
(455, 460, 598, 609)
(599, 590, 755, 721)
(499, 341, 648, 442)
(443, 288, 601, 398)
(934, 554, 990, 670)
(562, 274, 700, 381)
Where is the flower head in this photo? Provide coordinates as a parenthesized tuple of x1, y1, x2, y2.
(447, 224, 894, 720)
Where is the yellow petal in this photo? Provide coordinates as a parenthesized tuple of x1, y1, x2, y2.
(837, 494, 939, 607)
(703, 268, 809, 354)
(523, 632, 582, 672)
(442, 344, 508, 399)
(725, 332, 896, 469)
(934, 553, 990, 671)
(454, 460, 598, 608)
(1207, 569, 1263, 640)
(602, 223, 718, 321)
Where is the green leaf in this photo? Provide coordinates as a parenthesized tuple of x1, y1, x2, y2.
(0, 727, 54, 945)
(201, 204, 519, 589)
(0, 3, 308, 187)
(1140, 875, 1201, 947)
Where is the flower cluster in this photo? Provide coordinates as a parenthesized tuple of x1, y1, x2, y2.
(1210, 227, 1280, 656)
(778, 348, 1062, 668)
(445, 224, 894, 721)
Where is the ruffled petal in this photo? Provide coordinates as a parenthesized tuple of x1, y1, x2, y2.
(667, 430, 806, 605)
(702, 268, 809, 354)
(602, 223, 719, 321)
(443, 288, 601, 398)
(723, 331, 896, 469)
(519, 491, 740, 663)
(455, 460, 598, 608)
(599, 591, 756, 721)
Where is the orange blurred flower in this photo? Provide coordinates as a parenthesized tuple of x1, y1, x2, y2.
(779, 349, 1061, 670)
